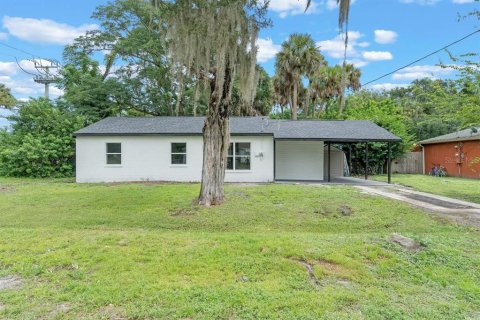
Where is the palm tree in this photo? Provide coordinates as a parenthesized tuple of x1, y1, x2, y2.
(272, 73, 291, 115)
(305, 51, 326, 118)
(275, 34, 322, 120)
(310, 63, 361, 116)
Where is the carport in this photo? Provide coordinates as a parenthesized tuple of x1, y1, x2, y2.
(271, 120, 402, 184)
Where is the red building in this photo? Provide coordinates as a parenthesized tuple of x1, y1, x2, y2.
(420, 128, 480, 179)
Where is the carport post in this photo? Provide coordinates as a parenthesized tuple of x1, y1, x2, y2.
(327, 142, 331, 182)
(348, 144, 352, 177)
(387, 142, 392, 184)
(364, 142, 368, 180)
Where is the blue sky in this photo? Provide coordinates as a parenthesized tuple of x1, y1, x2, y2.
(0, 0, 478, 105)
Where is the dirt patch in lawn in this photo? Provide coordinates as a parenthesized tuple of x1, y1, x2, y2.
(0, 275, 22, 291)
(317, 259, 346, 274)
(291, 257, 354, 290)
(96, 304, 127, 319)
(170, 207, 198, 216)
(295, 259, 322, 287)
(337, 205, 353, 216)
(47, 264, 79, 273)
(227, 191, 250, 199)
(0, 185, 16, 193)
(40, 303, 72, 320)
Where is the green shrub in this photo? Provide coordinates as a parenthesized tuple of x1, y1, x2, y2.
(0, 98, 85, 177)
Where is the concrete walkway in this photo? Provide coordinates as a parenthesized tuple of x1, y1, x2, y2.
(357, 185, 480, 227)
(275, 177, 389, 186)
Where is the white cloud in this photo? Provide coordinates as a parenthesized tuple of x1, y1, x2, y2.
(316, 31, 365, 59)
(269, 0, 318, 18)
(325, 0, 338, 10)
(368, 83, 410, 91)
(362, 51, 393, 61)
(257, 38, 281, 63)
(0, 32, 8, 40)
(49, 86, 64, 96)
(0, 62, 17, 76)
(400, 0, 441, 4)
(392, 65, 454, 80)
(374, 30, 398, 44)
(347, 59, 369, 68)
(452, 0, 475, 3)
(2, 16, 98, 45)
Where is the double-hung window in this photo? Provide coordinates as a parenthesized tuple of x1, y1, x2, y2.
(171, 143, 187, 165)
(227, 142, 250, 170)
(106, 143, 122, 165)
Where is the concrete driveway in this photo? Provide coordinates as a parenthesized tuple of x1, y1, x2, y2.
(357, 185, 480, 227)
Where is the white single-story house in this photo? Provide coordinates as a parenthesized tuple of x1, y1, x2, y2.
(74, 117, 401, 183)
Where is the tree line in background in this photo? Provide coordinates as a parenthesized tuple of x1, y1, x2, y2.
(0, 0, 478, 183)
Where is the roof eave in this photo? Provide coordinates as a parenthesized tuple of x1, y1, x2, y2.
(274, 138, 402, 142)
(74, 132, 274, 137)
(420, 136, 480, 145)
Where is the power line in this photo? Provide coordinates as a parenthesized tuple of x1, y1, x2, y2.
(0, 41, 38, 58)
(362, 29, 480, 87)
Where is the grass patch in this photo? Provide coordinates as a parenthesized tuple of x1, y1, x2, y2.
(0, 178, 479, 319)
(373, 174, 480, 204)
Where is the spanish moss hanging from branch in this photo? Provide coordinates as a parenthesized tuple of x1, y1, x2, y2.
(165, 0, 269, 206)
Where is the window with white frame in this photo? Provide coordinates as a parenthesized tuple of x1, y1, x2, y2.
(171, 143, 187, 165)
(106, 143, 122, 165)
(227, 142, 250, 170)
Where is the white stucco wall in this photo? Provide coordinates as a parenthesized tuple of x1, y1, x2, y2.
(275, 141, 324, 181)
(76, 135, 274, 183)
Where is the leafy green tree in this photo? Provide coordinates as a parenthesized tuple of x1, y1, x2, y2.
(388, 77, 479, 140)
(0, 99, 85, 177)
(64, 0, 176, 116)
(59, 53, 128, 121)
(344, 92, 413, 174)
(0, 84, 16, 108)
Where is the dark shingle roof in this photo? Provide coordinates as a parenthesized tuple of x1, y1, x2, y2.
(420, 127, 480, 145)
(74, 116, 401, 142)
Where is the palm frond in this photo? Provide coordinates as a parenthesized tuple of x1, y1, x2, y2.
(304, 0, 312, 12)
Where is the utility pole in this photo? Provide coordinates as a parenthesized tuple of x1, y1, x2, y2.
(17, 58, 61, 99)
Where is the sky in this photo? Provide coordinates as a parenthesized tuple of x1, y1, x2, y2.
(0, 0, 478, 108)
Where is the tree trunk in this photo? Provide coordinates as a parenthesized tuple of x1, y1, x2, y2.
(198, 62, 232, 206)
(193, 82, 199, 117)
(175, 77, 184, 116)
(305, 81, 311, 119)
(198, 112, 229, 206)
(292, 81, 298, 120)
(339, 28, 349, 114)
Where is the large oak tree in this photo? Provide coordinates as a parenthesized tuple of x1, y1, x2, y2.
(164, 0, 269, 206)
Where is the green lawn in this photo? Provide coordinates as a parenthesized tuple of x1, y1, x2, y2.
(0, 178, 479, 319)
(373, 174, 480, 204)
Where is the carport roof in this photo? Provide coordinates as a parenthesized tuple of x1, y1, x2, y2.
(74, 116, 401, 142)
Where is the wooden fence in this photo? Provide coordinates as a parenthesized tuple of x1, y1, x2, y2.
(392, 152, 423, 174)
